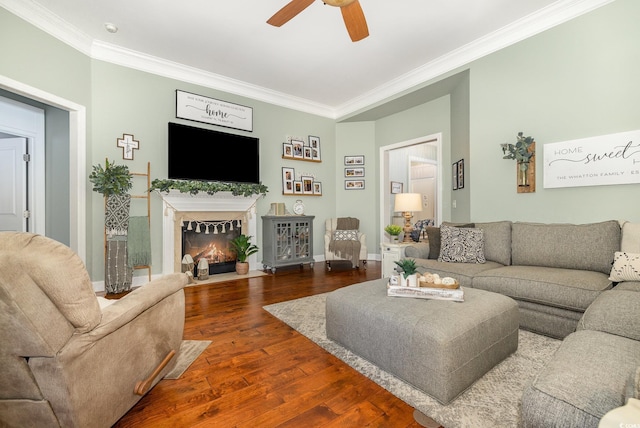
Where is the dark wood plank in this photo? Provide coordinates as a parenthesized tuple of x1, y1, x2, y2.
(113, 262, 433, 428)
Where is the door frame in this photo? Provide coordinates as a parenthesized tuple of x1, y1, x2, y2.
(0, 74, 87, 261)
(379, 133, 442, 242)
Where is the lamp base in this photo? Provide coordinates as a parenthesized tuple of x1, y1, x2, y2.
(403, 212, 413, 243)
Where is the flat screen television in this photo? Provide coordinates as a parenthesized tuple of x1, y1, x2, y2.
(168, 122, 260, 184)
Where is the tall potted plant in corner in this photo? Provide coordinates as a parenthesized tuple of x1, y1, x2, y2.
(229, 234, 259, 275)
(89, 158, 133, 295)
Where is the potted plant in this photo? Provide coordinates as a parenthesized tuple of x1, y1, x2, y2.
(501, 132, 535, 187)
(229, 234, 259, 275)
(394, 258, 418, 287)
(89, 159, 134, 294)
(384, 224, 403, 242)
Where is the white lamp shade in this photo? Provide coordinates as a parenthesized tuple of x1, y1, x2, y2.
(394, 193, 422, 212)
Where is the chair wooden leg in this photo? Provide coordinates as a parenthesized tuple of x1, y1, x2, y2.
(326, 261, 331, 271)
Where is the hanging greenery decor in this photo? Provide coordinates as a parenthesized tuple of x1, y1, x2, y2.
(89, 159, 133, 196)
(150, 179, 268, 197)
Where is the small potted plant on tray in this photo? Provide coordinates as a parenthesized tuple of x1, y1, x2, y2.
(229, 234, 259, 275)
(394, 258, 419, 287)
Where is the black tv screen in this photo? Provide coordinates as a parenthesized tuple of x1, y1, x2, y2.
(168, 122, 260, 184)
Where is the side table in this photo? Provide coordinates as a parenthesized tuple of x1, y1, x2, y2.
(380, 242, 411, 278)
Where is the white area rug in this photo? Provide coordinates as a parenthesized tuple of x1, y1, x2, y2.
(164, 340, 211, 379)
(263, 293, 561, 428)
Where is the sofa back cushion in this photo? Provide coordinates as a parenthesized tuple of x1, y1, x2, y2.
(474, 221, 512, 266)
(512, 221, 620, 274)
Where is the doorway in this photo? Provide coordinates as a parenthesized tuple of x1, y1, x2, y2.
(379, 133, 442, 237)
(0, 96, 45, 233)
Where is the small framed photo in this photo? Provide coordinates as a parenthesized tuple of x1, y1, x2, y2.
(309, 136, 321, 160)
(345, 167, 365, 177)
(452, 162, 459, 190)
(301, 176, 314, 194)
(282, 143, 293, 158)
(390, 181, 403, 194)
(313, 182, 322, 195)
(292, 140, 304, 159)
(294, 181, 303, 194)
(282, 167, 295, 194)
(345, 179, 365, 190)
(344, 155, 365, 165)
(457, 159, 465, 189)
(303, 146, 313, 159)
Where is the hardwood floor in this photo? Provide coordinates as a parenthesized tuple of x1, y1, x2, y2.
(113, 262, 427, 428)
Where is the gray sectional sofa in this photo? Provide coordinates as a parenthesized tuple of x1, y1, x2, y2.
(402, 220, 640, 426)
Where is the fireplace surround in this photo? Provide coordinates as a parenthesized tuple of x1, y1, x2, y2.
(159, 190, 261, 275)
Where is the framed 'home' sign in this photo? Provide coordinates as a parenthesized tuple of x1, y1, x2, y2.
(176, 90, 253, 132)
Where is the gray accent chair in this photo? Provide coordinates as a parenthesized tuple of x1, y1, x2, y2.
(324, 218, 368, 270)
(0, 232, 187, 428)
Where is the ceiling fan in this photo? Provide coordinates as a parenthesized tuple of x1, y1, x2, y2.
(267, 0, 369, 42)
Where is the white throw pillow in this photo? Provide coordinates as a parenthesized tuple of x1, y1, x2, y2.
(333, 229, 358, 241)
(609, 251, 640, 282)
(621, 222, 640, 253)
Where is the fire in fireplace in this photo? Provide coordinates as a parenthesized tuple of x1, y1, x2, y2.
(182, 220, 242, 275)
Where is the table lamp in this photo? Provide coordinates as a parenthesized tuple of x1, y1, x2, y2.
(394, 193, 423, 243)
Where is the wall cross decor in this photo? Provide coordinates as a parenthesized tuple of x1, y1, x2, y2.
(117, 134, 140, 160)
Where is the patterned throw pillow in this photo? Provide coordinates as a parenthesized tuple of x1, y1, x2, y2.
(333, 229, 359, 241)
(609, 251, 640, 282)
(438, 225, 486, 263)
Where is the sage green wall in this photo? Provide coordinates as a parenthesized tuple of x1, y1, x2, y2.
(469, 0, 640, 223)
(89, 60, 336, 279)
(334, 122, 376, 255)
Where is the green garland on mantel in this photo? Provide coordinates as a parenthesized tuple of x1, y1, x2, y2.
(150, 179, 268, 197)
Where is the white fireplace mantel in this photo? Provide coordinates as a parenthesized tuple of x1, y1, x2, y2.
(159, 190, 262, 274)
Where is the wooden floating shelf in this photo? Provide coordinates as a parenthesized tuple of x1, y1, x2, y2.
(282, 193, 322, 197)
(282, 155, 321, 163)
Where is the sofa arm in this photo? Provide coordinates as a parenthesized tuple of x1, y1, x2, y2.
(578, 290, 640, 341)
(404, 243, 430, 259)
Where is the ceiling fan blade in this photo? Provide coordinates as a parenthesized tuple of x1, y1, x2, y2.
(341, 0, 369, 42)
(267, 0, 315, 27)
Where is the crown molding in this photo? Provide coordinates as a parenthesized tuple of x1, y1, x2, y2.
(90, 41, 336, 118)
(2, 0, 615, 120)
(334, 0, 615, 119)
(0, 0, 93, 55)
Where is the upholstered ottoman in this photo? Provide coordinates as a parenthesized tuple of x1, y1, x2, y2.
(326, 278, 519, 404)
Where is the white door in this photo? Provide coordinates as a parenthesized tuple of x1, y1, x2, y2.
(0, 137, 28, 231)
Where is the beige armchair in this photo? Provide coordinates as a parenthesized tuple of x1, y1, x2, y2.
(0, 232, 187, 428)
(324, 217, 367, 270)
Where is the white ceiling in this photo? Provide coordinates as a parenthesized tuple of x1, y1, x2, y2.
(2, 0, 613, 118)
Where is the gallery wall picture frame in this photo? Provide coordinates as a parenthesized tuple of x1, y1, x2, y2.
(457, 159, 465, 189)
(345, 155, 365, 165)
(301, 176, 314, 194)
(452, 162, 459, 190)
(345, 179, 365, 190)
(390, 181, 403, 194)
(282, 167, 295, 194)
(292, 140, 304, 159)
(294, 181, 303, 194)
(313, 182, 323, 195)
(282, 143, 293, 158)
(303, 146, 313, 160)
(309, 135, 321, 160)
(345, 167, 365, 177)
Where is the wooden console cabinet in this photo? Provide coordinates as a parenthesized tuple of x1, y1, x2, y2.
(262, 215, 315, 273)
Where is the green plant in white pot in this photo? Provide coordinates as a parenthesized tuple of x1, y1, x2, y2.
(384, 224, 403, 242)
(229, 234, 259, 275)
(394, 258, 419, 287)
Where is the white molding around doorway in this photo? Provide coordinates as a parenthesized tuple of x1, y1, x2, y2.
(0, 74, 87, 261)
(379, 133, 443, 242)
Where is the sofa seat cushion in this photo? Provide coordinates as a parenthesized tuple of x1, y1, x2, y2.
(414, 259, 503, 288)
(614, 281, 640, 291)
(473, 265, 611, 312)
(521, 330, 640, 428)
